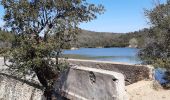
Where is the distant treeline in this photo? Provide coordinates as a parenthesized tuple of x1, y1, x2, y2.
(75, 30, 124, 48)
(73, 28, 149, 48)
(0, 28, 150, 49)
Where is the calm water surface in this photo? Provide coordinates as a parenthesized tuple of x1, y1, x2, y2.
(64, 47, 141, 64)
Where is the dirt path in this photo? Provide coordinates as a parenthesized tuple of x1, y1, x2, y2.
(126, 80, 170, 100)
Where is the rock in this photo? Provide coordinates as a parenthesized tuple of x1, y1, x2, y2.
(0, 75, 43, 100)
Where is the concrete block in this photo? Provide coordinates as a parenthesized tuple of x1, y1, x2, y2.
(67, 59, 154, 85)
(55, 66, 126, 100)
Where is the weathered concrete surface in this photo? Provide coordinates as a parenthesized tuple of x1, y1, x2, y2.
(0, 58, 154, 100)
(0, 75, 43, 100)
(0, 58, 44, 100)
(55, 66, 127, 100)
(67, 59, 154, 85)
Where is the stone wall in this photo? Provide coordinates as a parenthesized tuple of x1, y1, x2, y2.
(0, 74, 43, 100)
(66, 59, 154, 85)
(0, 58, 44, 100)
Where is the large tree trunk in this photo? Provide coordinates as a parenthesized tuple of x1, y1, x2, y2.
(34, 62, 59, 100)
(35, 68, 55, 100)
(44, 87, 53, 100)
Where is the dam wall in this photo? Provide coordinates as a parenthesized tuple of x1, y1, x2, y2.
(67, 59, 154, 85)
(0, 58, 154, 100)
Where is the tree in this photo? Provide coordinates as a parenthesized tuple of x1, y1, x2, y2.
(0, 30, 14, 56)
(138, 0, 170, 86)
(1, 0, 104, 99)
(129, 38, 138, 48)
(0, 30, 14, 42)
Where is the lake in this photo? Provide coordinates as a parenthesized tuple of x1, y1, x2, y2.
(64, 47, 167, 84)
(64, 47, 141, 64)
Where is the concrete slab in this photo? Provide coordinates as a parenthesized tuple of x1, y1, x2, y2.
(67, 59, 154, 85)
(55, 66, 126, 100)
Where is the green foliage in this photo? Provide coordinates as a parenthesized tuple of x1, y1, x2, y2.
(74, 30, 122, 48)
(0, 30, 14, 42)
(114, 29, 149, 48)
(1, 0, 104, 98)
(56, 29, 131, 49)
(139, 1, 170, 68)
(138, 0, 170, 86)
(71, 29, 148, 48)
(0, 30, 14, 55)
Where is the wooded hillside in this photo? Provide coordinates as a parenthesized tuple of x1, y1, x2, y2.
(73, 29, 149, 48)
(0, 28, 149, 49)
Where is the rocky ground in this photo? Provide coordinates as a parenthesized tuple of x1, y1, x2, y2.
(126, 80, 170, 100)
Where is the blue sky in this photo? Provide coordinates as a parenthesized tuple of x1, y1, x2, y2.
(80, 0, 166, 33)
(0, 0, 167, 33)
